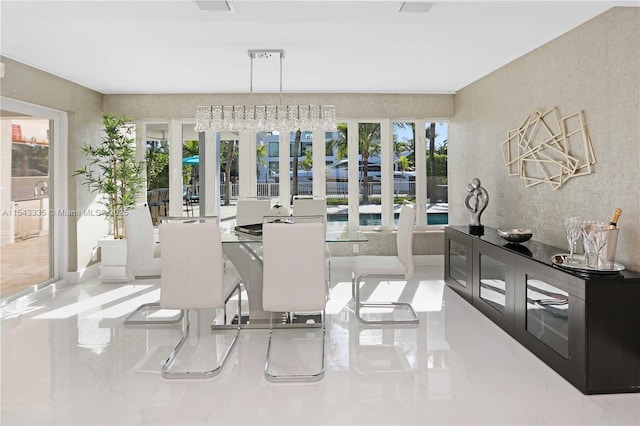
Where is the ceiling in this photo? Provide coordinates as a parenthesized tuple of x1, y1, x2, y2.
(1, 1, 636, 95)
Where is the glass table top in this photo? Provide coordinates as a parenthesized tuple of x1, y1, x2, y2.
(220, 221, 367, 244)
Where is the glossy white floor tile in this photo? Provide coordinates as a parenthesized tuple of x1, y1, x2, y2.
(1, 265, 638, 425)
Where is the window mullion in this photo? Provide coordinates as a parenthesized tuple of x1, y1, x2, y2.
(278, 131, 290, 207)
(415, 119, 428, 228)
(312, 128, 326, 198)
(238, 130, 256, 198)
(347, 120, 359, 228)
(380, 119, 394, 230)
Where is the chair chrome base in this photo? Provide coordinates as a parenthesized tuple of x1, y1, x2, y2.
(264, 311, 326, 383)
(123, 302, 184, 325)
(353, 273, 419, 326)
(162, 283, 242, 379)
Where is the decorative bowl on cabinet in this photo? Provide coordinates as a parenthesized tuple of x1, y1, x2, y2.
(497, 228, 532, 243)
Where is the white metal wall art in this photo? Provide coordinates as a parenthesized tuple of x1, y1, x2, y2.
(502, 107, 596, 190)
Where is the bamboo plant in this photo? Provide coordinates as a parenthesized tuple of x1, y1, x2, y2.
(74, 113, 144, 239)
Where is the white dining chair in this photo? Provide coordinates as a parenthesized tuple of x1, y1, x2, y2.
(292, 197, 327, 223)
(236, 198, 271, 226)
(262, 216, 328, 382)
(122, 206, 184, 326)
(351, 201, 419, 325)
(125, 205, 161, 279)
(159, 217, 243, 379)
(292, 196, 332, 283)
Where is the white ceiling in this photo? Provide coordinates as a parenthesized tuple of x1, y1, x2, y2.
(1, 0, 636, 94)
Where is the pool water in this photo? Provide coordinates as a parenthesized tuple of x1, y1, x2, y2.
(328, 213, 448, 226)
(426, 213, 449, 225)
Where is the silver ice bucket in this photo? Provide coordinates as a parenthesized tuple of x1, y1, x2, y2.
(598, 228, 619, 269)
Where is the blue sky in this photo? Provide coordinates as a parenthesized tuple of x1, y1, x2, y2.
(394, 122, 448, 147)
(270, 121, 449, 148)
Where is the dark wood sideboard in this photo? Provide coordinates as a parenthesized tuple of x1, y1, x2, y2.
(444, 225, 640, 395)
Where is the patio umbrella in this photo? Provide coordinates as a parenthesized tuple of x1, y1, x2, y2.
(182, 155, 199, 165)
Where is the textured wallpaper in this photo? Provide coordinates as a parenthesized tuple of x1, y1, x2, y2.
(450, 7, 640, 271)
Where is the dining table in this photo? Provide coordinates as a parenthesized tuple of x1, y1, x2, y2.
(217, 221, 367, 329)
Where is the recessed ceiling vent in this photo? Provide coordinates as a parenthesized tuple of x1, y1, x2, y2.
(194, 1, 234, 12)
(399, 2, 434, 14)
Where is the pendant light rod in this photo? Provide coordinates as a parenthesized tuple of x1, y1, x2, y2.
(280, 51, 283, 106)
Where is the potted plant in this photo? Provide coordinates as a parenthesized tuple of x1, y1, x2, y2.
(75, 113, 144, 281)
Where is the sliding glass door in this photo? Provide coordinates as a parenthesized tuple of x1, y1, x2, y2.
(1, 98, 66, 300)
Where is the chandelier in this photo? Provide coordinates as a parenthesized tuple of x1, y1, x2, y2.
(195, 50, 336, 132)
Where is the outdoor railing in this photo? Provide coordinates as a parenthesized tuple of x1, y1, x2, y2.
(148, 176, 447, 206)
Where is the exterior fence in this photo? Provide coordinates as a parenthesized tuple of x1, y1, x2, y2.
(147, 175, 447, 208)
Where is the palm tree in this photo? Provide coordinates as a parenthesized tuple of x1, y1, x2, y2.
(291, 129, 301, 203)
(394, 122, 415, 166)
(436, 139, 448, 155)
(394, 140, 413, 157)
(359, 123, 381, 203)
(301, 149, 313, 171)
(329, 123, 381, 203)
(427, 123, 437, 202)
(329, 123, 349, 160)
(397, 155, 411, 175)
(393, 122, 439, 200)
(183, 139, 198, 156)
(256, 142, 267, 182)
(220, 140, 237, 206)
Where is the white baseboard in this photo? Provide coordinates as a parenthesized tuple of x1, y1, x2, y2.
(66, 263, 100, 284)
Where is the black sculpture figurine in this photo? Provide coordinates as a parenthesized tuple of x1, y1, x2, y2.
(464, 178, 489, 235)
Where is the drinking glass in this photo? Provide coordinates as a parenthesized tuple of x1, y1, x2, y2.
(564, 216, 581, 264)
(582, 221, 607, 268)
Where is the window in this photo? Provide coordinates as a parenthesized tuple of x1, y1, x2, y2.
(268, 141, 279, 157)
(256, 133, 272, 196)
(326, 122, 348, 206)
(197, 118, 448, 229)
(11, 143, 49, 177)
(145, 123, 170, 224)
(358, 122, 381, 226)
(393, 121, 415, 200)
(219, 136, 239, 207)
(289, 130, 313, 198)
(424, 122, 448, 225)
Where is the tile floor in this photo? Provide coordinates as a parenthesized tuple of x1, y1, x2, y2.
(1, 234, 50, 298)
(1, 264, 638, 425)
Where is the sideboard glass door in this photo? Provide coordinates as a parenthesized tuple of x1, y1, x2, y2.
(449, 239, 468, 287)
(479, 254, 507, 314)
(525, 276, 569, 358)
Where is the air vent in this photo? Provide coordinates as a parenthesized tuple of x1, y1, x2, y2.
(399, 2, 434, 13)
(194, 1, 233, 12)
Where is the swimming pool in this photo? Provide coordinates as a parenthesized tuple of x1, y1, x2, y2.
(328, 212, 448, 226)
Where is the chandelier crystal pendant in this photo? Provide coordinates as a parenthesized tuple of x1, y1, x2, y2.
(195, 50, 337, 132)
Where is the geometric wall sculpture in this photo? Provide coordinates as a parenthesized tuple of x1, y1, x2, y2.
(502, 107, 596, 190)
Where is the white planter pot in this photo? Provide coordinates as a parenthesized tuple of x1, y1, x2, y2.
(98, 238, 129, 282)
